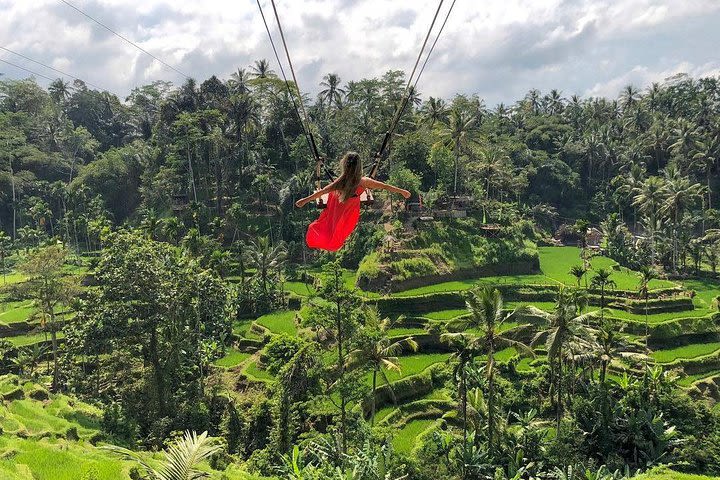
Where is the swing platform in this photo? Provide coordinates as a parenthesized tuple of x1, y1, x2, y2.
(315, 189, 375, 209)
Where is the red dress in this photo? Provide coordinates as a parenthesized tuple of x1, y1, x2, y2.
(306, 187, 364, 251)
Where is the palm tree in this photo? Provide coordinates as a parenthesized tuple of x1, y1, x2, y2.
(0, 231, 11, 284)
(244, 236, 287, 297)
(104, 431, 221, 480)
(580, 132, 608, 186)
(319, 73, 345, 110)
(545, 89, 565, 115)
(48, 78, 72, 103)
(420, 96, 448, 128)
(437, 108, 479, 194)
(528, 289, 597, 431)
(590, 268, 616, 322)
(448, 286, 533, 452)
(633, 176, 667, 264)
(669, 119, 701, 168)
(250, 59, 275, 79)
(569, 265, 587, 288)
(692, 139, 717, 209)
(440, 332, 477, 459)
(660, 168, 705, 271)
(228, 67, 250, 94)
(346, 320, 418, 425)
(637, 265, 657, 350)
(620, 84, 641, 111)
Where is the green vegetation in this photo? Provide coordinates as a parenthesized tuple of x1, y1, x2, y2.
(651, 342, 720, 363)
(2, 56, 720, 480)
(371, 353, 450, 386)
(393, 419, 437, 454)
(213, 349, 251, 368)
(255, 311, 297, 336)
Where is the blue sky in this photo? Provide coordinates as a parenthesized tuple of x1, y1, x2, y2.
(1, 0, 719, 106)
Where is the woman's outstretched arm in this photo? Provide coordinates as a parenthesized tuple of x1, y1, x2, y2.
(361, 177, 411, 198)
(295, 179, 339, 208)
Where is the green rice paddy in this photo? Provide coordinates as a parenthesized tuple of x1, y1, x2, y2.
(651, 342, 720, 364)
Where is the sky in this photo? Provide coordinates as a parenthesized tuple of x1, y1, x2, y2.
(1, 0, 719, 106)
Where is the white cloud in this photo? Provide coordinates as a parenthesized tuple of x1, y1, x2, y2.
(0, 0, 718, 104)
(585, 61, 720, 99)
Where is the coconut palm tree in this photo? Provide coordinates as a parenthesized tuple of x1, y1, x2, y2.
(569, 265, 587, 288)
(591, 268, 616, 322)
(420, 96, 448, 128)
(449, 286, 533, 452)
(244, 236, 287, 297)
(437, 108, 479, 194)
(319, 73, 345, 110)
(637, 265, 657, 350)
(620, 84, 641, 111)
(228, 67, 250, 94)
(346, 320, 418, 425)
(633, 176, 667, 264)
(669, 119, 702, 167)
(660, 168, 705, 271)
(104, 430, 221, 480)
(440, 332, 477, 452)
(48, 78, 72, 103)
(250, 59, 276, 79)
(528, 289, 597, 432)
(692, 139, 717, 209)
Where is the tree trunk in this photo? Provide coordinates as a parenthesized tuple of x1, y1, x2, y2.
(461, 361, 468, 466)
(556, 353, 563, 434)
(645, 292, 649, 350)
(149, 328, 167, 416)
(334, 266, 347, 454)
(10, 156, 16, 241)
(487, 354, 495, 453)
(371, 369, 377, 426)
(50, 311, 59, 391)
(453, 139, 460, 195)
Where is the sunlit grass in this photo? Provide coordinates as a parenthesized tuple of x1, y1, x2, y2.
(538, 247, 673, 290)
(255, 311, 297, 336)
(213, 349, 251, 368)
(368, 353, 450, 386)
(7, 332, 64, 347)
(423, 309, 467, 321)
(392, 419, 436, 455)
(651, 342, 720, 364)
(284, 281, 316, 296)
(244, 361, 274, 382)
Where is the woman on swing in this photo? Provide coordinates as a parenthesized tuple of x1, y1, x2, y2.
(295, 151, 411, 252)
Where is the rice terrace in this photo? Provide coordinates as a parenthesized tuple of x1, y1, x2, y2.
(2, 1, 720, 479)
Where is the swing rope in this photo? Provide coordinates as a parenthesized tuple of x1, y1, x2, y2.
(369, 0, 457, 178)
(255, 0, 334, 183)
(257, 0, 457, 184)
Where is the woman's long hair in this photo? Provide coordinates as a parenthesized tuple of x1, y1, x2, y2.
(335, 152, 363, 202)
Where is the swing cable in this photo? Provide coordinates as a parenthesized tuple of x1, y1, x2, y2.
(255, 0, 334, 183)
(368, 0, 457, 178)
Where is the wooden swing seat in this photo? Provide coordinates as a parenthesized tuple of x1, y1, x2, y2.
(315, 189, 375, 209)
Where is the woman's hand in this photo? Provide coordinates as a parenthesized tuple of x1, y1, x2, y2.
(400, 189, 411, 199)
(295, 198, 309, 208)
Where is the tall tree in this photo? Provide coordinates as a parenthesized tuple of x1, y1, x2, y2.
(528, 289, 597, 432)
(19, 245, 78, 390)
(346, 316, 418, 425)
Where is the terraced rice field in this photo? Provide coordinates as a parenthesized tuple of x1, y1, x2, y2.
(5, 246, 720, 461)
(393, 419, 437, 454)
(651, 342, 720, 364)
(371, 353, 451, 386)
(213, 349, 251, 368)
(255, 311, 297, 336)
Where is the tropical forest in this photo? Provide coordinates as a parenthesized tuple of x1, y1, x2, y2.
(2, 3, 720, 480)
